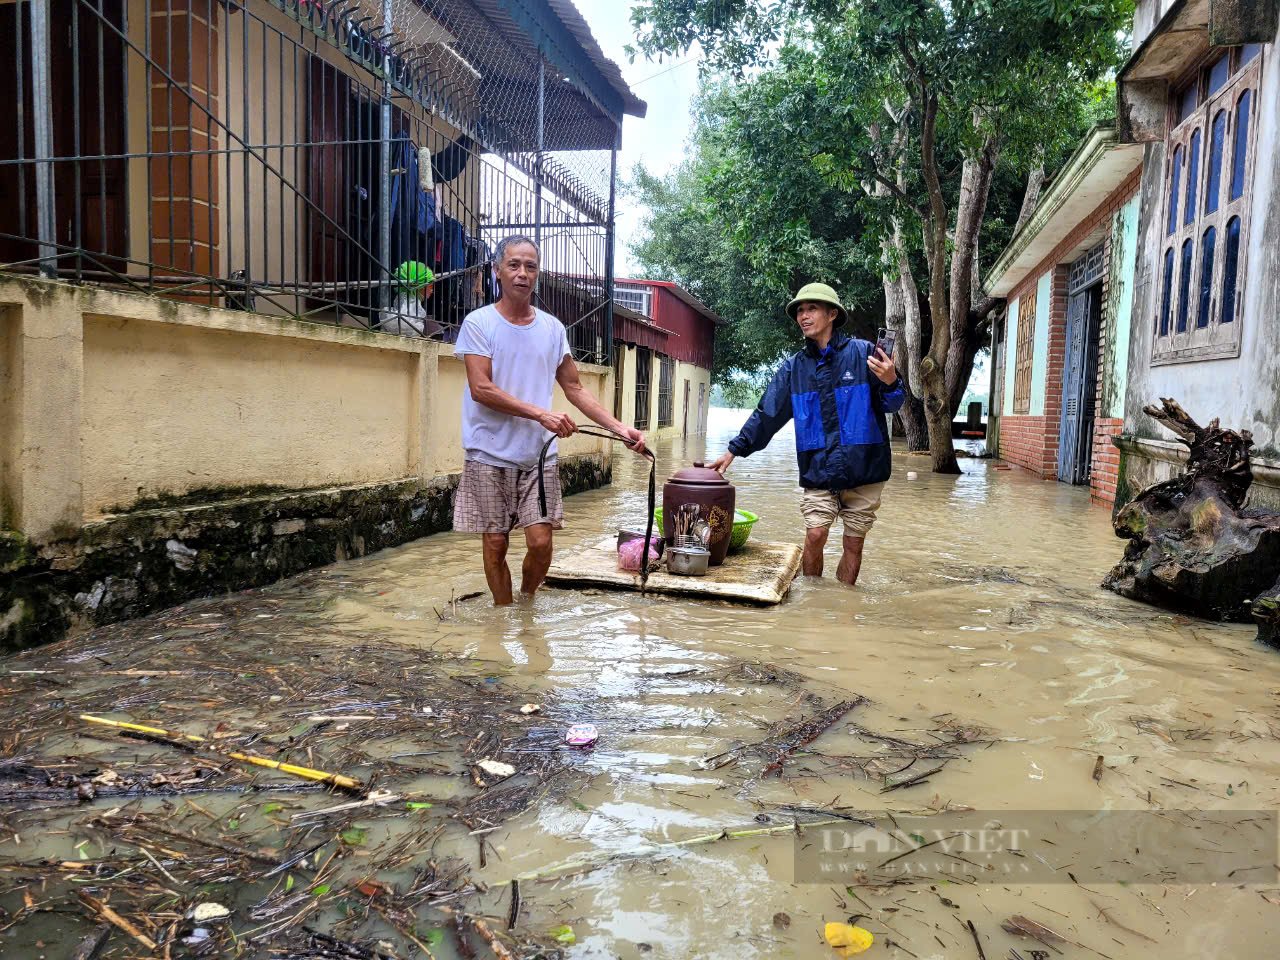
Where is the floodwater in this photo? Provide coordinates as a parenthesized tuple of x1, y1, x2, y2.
(3, 408, 1280, 959)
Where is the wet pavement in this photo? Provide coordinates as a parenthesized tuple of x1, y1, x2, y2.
(2, 408, 1279, 959)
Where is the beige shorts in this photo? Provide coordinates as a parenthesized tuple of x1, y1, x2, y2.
(453, 459, 563, 534)
(800, 483, 885, 539)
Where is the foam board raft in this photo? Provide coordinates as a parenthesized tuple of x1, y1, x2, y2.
(547, 537, 802, 605)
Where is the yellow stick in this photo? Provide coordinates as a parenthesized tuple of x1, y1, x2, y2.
(79, 714, 363, 792)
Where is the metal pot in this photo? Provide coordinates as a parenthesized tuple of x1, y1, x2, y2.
(662, 462, 736, 567)
(666, 546, 710, 577)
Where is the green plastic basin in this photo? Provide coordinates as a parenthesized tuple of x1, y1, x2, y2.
(653, 507, 759, 552)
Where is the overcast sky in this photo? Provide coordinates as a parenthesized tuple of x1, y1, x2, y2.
(572, 1, 703, 275)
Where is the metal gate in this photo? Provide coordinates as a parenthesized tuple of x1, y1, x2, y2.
(1057, 244, 1105, 484)
(0, 0, 624, 362)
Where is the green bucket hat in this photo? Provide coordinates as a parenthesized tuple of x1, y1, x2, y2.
(786, 282, 848, 328)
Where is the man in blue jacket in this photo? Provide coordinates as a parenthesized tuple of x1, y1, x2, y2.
(709, 282, 904, 586)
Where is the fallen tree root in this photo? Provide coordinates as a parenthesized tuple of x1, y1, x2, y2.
(1103, 398, 1280, 626)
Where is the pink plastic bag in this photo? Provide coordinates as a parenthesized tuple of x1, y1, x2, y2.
(617, 536, 661, 572)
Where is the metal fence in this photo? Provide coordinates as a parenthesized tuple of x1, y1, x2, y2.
(0, 0, 618, 363)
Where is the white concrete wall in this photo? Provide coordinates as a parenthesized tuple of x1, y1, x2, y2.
(1134, 0, 1184, 46)
(1028, 272, 1053, 416)
(1000, 269, 1052, 417)
(1003, 295, 1019, 416)
(1105, 196, 1142, 419)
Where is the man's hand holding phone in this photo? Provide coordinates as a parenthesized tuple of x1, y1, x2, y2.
(869, 328, 899, 385)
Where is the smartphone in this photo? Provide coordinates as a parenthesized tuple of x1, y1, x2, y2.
(875, 328, 897, 359)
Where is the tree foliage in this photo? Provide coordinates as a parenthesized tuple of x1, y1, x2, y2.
(630, 0, 1131, 471)
(628, 92, 885, 385)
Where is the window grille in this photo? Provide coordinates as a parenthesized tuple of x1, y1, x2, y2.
(634, 346, 652, 430)
(612, 344, 625, 420)
(614, 283, 653, 318)
(0, 0, 622, 364)
(657, 354, 675, 427)
(1013, 289, 1037, 414)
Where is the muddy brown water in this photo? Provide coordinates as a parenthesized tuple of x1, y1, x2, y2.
(3, 408, 1279, 959)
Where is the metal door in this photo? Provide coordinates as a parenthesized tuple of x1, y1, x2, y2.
(0, 0, 128, 274)
(1057, 245, 1105, 484)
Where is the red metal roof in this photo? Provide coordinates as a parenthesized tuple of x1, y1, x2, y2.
(614, 303, 670, 353)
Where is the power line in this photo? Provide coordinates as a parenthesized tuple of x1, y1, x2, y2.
(632, 56, 698, 87)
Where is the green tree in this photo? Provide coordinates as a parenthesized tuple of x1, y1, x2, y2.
(632, 0, 1131, 473)
(628, 95, 885, 390)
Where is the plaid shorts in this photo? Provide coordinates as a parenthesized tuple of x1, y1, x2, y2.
(453, 459, 564, 534)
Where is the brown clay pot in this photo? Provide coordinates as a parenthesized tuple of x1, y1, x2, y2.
(662, 462, 736, 566)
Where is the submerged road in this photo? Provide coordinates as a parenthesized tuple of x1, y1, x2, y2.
(1, 409, 1277, 959)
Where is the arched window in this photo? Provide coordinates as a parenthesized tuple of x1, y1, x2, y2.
(1221, 216, 1241, 325)
(1176, 239, 1194, 333)
(1231, 89, 1252, 202)
(1205, 110, 1226, 215)
(1197, 226, 1215, 329)
(1166, 145, 1183, 235)
(1184, 129, 1201, 225)
(1155, 47, 1259, 361)
(1159, 248, 1174, 337)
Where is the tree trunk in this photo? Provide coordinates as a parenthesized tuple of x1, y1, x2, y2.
(945, 136, 999, 412)
(896, 230, 924, 400)
(1014, 156, 1046, 235)
(920, 380, 958, 473)
(914, 92, 961, 475)
(1103, 399, 1280, 625)
(879, 249, 929, 451)
(899, 392, 929, 451)
(876, 209, 931, 454)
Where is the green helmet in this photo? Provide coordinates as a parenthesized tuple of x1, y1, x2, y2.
(786, 282, 848, 328)
(394, 261, 434, 293)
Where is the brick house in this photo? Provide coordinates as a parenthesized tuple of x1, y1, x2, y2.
(985, 127, 1144, 506)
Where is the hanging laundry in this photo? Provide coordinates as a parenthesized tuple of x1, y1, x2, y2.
(430, 136, 473, 184)
(389, 134, 437, 239)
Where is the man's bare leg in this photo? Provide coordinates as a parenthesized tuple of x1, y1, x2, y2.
(802, 525, 830, 577)
(482, 533, 514, 605)
(519, 523, 554, 597)
(836, 534, 866, 586)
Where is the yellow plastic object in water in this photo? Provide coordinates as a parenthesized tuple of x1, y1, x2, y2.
(824, 922, 874, 956)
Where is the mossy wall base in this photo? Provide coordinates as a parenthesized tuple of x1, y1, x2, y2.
(0, 453, 611, 652)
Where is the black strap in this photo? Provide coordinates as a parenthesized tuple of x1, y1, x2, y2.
(538, 428, 657, 589)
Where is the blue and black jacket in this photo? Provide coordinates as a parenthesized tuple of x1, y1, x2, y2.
(728, 332, 905, 490)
